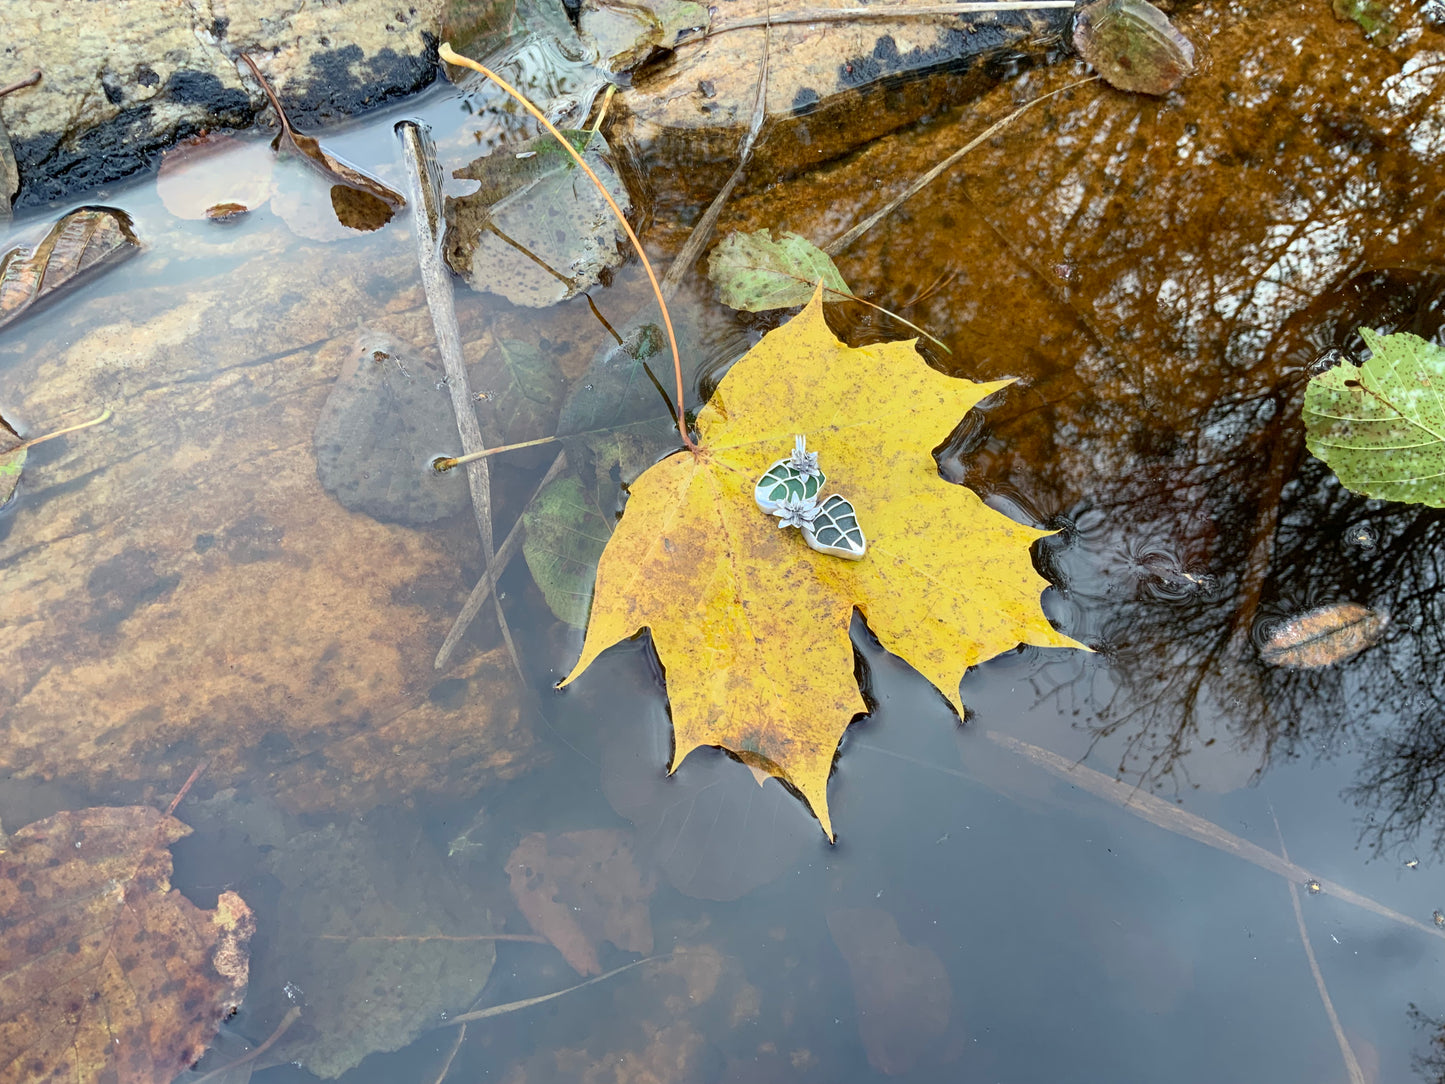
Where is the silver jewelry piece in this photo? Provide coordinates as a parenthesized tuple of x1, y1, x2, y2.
(771, 492, 822, 529)
(755, 434, 825, 513)
(801, 494, 867, 560)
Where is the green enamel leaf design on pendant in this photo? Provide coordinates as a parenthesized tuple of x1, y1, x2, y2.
(803, 494, 866, 560)
(754, 434, 825, 513)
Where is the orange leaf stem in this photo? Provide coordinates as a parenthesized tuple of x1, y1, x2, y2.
(438, 43, 696, 453)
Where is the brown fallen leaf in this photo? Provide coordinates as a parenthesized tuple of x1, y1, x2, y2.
(205, 202, 251, 222)
(240, 54, 404, 218)
(506, 829, 655, 976)
(1260, 602, 1387, 668)
(827, 907, 953, 1076)
(0, 806, 254, 1084)
(0, 207, 140, 332)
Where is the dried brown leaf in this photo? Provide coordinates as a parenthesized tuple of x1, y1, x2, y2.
(0, 207, 140, 332)
(1260, 602, 1388, 669)
(0, 806, 254, 1084)
(240, 54, 405, 213)
(506, 830, 654, 976)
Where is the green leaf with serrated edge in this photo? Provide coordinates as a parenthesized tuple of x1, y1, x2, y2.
(708, 229, 852, 313)
(1304, 328, 1445, 507)
(523, 475, 613, 627)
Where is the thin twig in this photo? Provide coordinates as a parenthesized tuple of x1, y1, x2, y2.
(0, 69, 41, 98)
(436, 451, 567, 670)
(1271, 810, 1367, 1084)
(700, 1, 1073, 37)
(398, 120, 522, 678)
(428, 1023, 466, 1084)
(437, 435, 559, 470)
(441, 956, 660, 1026)
(164, 761, 208, 817)
(825, 76, 1100, 256)
(820, 284, 950, 352)
(438, 43, 696, 454)
(14, 408, 112, 451)
(660, 13, 772, 300)
(975, 732, 1445, 940)
(188, 1006, 302, 1084)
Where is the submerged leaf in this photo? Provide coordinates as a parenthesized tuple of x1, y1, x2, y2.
(0, 807, 253, 1084)
(560, 289, 1085, 838)
(1073, 0, 1196, 96)
(443, 130, 631, 308)
(1333, 0, 1400, 44)
(506, 829, 654, 976)
(157, 133, 273, 221)
(1303, 329, 1445, 506)
(473, 337, 566, 455)
(557, 318, 683, 515)
(312, 333, 470, 524)
(253, 817, 496, 1078)
(522, 475, 612, 627)
(1260, 602, 1387, 668)
(708, 228, 852, 312)
(0, 207, 140, 332)
(600, 707, 814, 900)
(578, 0, 709, 73)
(827, 908, 952, 1076)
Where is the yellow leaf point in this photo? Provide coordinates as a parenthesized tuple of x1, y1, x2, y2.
(561, 285, 1087, 839)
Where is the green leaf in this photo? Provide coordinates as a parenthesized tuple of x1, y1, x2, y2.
(1303, 328, 1445, 506)
(1332, 0, 1400, 45)
(522, 475, 613, 627)
(475, 338, 565, 451)
(0, 414, 24, 509)
(707, 229, 852, 312)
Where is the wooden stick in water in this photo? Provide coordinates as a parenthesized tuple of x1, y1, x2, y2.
(435, 451, 567, 670)
(397, 120, 521, 676)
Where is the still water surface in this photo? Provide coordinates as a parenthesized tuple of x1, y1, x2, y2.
(2, 4, 1444, 1081)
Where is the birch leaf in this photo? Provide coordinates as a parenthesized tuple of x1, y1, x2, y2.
(708, 228, 852, 312)
(1303, 328, 1445, 506)
(559, 287, 1085, 839)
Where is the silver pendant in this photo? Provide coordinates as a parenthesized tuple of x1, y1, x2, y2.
(755, 434, 824, 513)
(801, 494, 866, 560)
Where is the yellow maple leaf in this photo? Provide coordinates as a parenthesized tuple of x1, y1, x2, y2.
(560, 289, 1085, 838)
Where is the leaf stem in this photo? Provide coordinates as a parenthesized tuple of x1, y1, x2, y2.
(16, 408, 112, 450)
(438, 43, 697, 454)
(435, 435, 560, 470)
